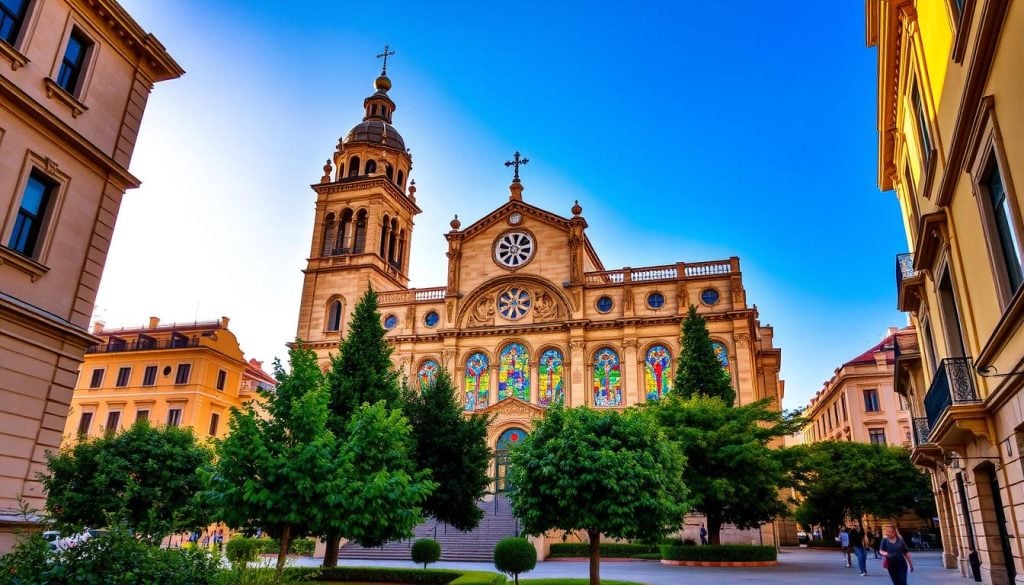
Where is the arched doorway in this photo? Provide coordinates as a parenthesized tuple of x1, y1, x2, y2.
(494, 427, 528, 494)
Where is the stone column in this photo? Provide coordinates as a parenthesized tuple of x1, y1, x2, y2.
(529, 359, 539, 404)
(489, 363, 499, 407)
(569, 337, 587, 407)
(622, 339, 640, 406)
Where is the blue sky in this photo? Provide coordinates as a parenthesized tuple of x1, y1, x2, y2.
(98, 1, 906, 410)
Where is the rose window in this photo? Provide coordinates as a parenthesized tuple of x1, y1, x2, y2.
(495, 231, 534, 268)
(497, 286, 531, 320)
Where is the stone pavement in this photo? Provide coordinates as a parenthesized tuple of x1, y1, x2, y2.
(290, 547, 967, 585)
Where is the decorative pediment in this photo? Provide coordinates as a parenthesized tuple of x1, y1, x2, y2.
(458, 275, 573, 329)
(478, 396, 546, 419)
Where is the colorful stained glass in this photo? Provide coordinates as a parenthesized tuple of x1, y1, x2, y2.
(592, 348, 622, 407)
(711, 341, 729, 369)
(497, 427, 528, 450)
(645, 345, 672, 401)
(538, 348, 564, 407)
(464, 352, 490, 411)
(497, 343, 529, 401)
(418, 360, 439, 389)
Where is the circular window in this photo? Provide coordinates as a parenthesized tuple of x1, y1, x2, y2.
(497, 286, 532, 320)
(509, 212, 523, 225)
(647, 292, 665, 309)
(162, 366, 172, 377)
(494, 231, 535, 268)
(384, 314, 398, 329)
(423, 311, 439, 327)
(596, 296, 614, 313)
(701, 288, 721, 305)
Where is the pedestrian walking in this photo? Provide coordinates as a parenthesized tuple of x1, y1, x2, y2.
(850, 523, 868, 576)
(880, 525, 914, 585)
(867, 528, 881, 559)
(838, 528, 851, 567)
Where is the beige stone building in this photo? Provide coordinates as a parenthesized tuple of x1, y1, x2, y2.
(868, 0, 1024, 582)
(0, 0, 180, 548)
(802, 327, 912, 447)
(63, 317, 275, 442)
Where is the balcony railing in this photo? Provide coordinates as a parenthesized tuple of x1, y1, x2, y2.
(87, 337, 199, 354)
(911, 416, 931, 445)
(923, 357, 981, 429)
(583, 260, 735, 286)
(377, 286, 447, 305)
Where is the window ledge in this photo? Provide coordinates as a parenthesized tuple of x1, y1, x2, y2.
(0, 41, 28, 70)
(0, 246, 49, 281)
(43, 78, 88, 118)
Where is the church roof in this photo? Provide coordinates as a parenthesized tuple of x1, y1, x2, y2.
(344, 120, 406, 150)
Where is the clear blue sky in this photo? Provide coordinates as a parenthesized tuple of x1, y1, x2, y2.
(98, 1, 906, 410)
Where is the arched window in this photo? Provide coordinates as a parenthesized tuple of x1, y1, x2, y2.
(321, 212, 336, 256)
(397, 170, 405, 188)
(497, 343, 529, 401)
(538, 348, 564, 407)
(464, 352, 489, 411)
(335, 163, 344, 181)
(388, 218, 399, 265)
(711, 341, 730, 369)
(348, 156, 360, 177)
(353, 209, 368, 253)
(644, 345, 672, 401)
(338, 209, 354, 252)
(326, 300, 342, 332)
(365, 160, 377, 176)
(379, 214, 390, 257)
(371, 104, 378, 116)
(417, 360, 439, 390)
(398, 229, 407, 268)
(385, 164, 394, 180)
(592, 348, 622, 407)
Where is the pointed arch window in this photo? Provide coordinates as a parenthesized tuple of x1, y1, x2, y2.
(326, 300, 342, 332)
(365, 160, 377, 176)
(592, 348, 622, 407)
(348, 156, 360, 177)
(464, 352, 489, 411)
(321, 212, 336, 257)
(644, 345, 672, 401)
(538, 348, 564, 407)
(417, 360, 439, 390)
(497, 343, 529, 401)
(353, 209, 368, 253)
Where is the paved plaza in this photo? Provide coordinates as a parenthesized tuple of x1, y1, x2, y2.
(292, 548, 964, 585)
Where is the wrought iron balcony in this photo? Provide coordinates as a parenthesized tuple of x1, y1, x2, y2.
(911, 416, 931, 445)
(87, 337, 199, 354)
(896, 253, 922, 311)
(923, 357, 981, 429)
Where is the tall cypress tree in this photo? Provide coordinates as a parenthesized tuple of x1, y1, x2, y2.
(674, 305, 735, 406)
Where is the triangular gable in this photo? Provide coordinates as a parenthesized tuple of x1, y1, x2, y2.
(476, 396, 547, 418)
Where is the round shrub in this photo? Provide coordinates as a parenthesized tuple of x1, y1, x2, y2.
(493, 537, 536, 585)
(225, 536, 259, 566)
(411, 538, 441, 569)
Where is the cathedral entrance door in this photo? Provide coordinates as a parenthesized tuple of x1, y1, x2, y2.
(494, 427, 528, 494)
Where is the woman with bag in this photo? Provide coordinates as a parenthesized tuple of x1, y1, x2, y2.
(880, 525, 914, 585)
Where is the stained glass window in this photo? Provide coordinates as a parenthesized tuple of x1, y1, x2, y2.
(646, 292, 665, 309)
(592, 348, 622, 407)
(596, 296, 613, 313)
(701, 288, 720, 305)
(418, 360, 439, 389)
(498, 343, 530, 401)
(538, 348, 564, 407)
(645, 345, 672, 401)
(498, 287, 531, 320)
(497, 427, 528, 449)
(464, 352, 489, 411)
(424, 311, 440, 327)
(711, 341, 729, 369)
(384, 314, 398, 329)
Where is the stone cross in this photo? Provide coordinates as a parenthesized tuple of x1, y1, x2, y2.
(504, 151, 529, 182)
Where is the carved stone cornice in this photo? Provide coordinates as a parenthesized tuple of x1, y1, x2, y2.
(311, 177, 422, 216)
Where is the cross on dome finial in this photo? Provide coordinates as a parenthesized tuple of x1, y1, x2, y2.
(504, 151, 529, 183)
(376, 44, 395, 74)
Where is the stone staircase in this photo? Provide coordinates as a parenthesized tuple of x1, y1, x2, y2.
(337, 496, 520, 562)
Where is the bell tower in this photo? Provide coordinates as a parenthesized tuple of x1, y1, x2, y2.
(295, 49, 421, 349)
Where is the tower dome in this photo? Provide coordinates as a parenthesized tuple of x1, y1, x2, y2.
(343, 70, 405, 150)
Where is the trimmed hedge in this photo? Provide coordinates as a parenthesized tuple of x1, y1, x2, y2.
(659, 544, 777, 562)
(225, 537, 260, 565)
(284, 567, 506, 585)
(412, 538, 442, 569)
(547, 543, 658, 558)
(253, 537, 316, 556)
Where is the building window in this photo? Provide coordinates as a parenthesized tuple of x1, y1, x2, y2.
(216, 369, 226, 391)
(841, 395, 848, 420)
(167, 408, 182, 427)
(596, 296, 613, 313)
(104, 411, 120, 436)
(911, 82, 933, 166)
(115, 366, 131, 387)
(77, 412, 92, 436)
(89, 368, 104, 389)
(863, 388, 880, 412)
(423, 311, 439, 327)
(326, 300, 342, 331)
(646, 292, 665, 309)
(174, 363, 191, 385)
(592, 347, 623, 407)
(208, 412, 220, 437)
(700, 288, 720, 305)
(56, 27, 91, 95)
(868, 428, 887, 445)
(937, 269, 967, 357)
(364, 160, 377, 175)
(142, 365, 157, 386)
(8, 170, 56, 258)
(135, 409, 149, 423)
(0, 0, 27, 45)
(983, 156, 1024, 293)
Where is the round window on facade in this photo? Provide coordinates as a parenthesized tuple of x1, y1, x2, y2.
(384, 314, 399, 330)
(596, 296, 614, 314)
(494, 231, 535, 268)
(162, 366, 172, 377)
(701, 288, 721, 306)
(424, 310, 440, 328)
(497, 286, 532, 320)
(646, 292, 665, 309)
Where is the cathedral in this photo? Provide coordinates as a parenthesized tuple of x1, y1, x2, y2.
(294, 60, 784, 456)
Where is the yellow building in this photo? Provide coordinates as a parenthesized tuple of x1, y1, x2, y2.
(63, 317, 275, 442)
(868, 1, 1023, 582)
(0, 0, 180, 549)
(802, 327, 912, 446)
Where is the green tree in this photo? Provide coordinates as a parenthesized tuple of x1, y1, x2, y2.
(507, 406, 689, 585)
(651, 394, 803, 545)
(403, 367, 492, 531)
(789, 441, 934, 538)
(212, 344, 345, 575)
(493, 537, 537, 585)
(674, 305, 735, 405)
(41, 420, 213, 543)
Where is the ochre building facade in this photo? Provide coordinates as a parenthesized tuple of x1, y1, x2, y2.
(868, 0, 1024, 583)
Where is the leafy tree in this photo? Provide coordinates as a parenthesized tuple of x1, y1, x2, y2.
(507, 406, 689, 585)
(674, 305, 734, 405)
(411, 538, 441, 569)
(493, 537, 537, 585)
(789, 441, 934, 538)
(651, 394, 803, 545)
(41, 420, 213, 543)
(403, 367, 492, 531)
(212, 343, 346, 575)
